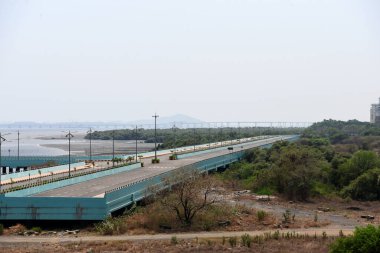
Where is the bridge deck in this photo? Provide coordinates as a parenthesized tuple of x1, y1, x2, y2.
(33, 136, 286, 197)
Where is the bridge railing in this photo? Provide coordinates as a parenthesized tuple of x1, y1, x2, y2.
(104, 150, 244, 213)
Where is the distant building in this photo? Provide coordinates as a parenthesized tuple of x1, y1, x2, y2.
(370, 98, 380, 125)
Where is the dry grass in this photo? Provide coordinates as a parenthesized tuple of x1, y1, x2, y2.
(0, 236, 337, 253)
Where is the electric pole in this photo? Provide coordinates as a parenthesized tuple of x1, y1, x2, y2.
(0, 133, 8, 193)
(17, 130, 20, 160)
(64, 131, 74, 177)
(135, 125, 138, 163)
(112, 130, 115, 167)
(87, 128, 92, 162)
(152, 113, 159, 161)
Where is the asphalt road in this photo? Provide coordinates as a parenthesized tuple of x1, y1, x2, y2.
(33, 136, 290, 198)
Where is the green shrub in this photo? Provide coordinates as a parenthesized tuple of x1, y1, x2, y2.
(257, 210, 267, 221)
(171, 236, 178, 245)
(95, 217, 127, 235)
(341, 168, 380, 200)
(329, 225, 380, 253)
(228, 236, 237, 247)
(152, 158, 160, 164)
(255, 187, 274, 196)
(241, 233, 252, 247)
(31, 227, 42, 233)
(0, 224, 3, 235)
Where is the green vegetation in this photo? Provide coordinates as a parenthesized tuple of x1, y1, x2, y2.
(94, 216, 128, 235)
(257, 210, 267, 221)
(241, 233, 253, 247)
(31, 227, 42, 233)
(220, 120, 380, 201)
(85, 127, 303, 150)
(329, 225, 380, 253)
(0, 224, 3, 235)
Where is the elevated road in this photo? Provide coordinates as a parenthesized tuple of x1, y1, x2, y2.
(33, 136, 288, 197)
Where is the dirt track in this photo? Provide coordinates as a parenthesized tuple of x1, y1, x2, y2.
(0, 228, 353, 244)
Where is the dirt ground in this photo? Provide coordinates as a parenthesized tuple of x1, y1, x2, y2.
(232, 193, 380, 229)
(0, 237, 336, 253)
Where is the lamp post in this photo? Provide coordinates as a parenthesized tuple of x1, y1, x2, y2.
(135, 125, 138, 163)
(0, 133, 8, 193)
(172, 122, 177, 154)
(64, 131, 74, 177)
(152, 114, 159, 161)
(17, 130, 20, 160)
(208, 123, 211, 149)
(193, 125, 196, 151)
(112, 130, 115, 167)
(87, 128, 92, 162)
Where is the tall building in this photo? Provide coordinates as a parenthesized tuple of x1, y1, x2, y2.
(370, 98, 380, 124)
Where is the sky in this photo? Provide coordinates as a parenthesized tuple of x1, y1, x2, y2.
(0, 0, 380, 123)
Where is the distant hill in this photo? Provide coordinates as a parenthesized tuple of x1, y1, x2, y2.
(126, 114, 205, 127)
(0, 114, 205, 129)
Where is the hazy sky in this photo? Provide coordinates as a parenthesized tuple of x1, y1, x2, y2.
(1, 0, 379, 123)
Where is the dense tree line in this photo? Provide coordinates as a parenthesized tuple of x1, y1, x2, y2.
(221, 120, 380, 201)
(85, 127, 303, 150)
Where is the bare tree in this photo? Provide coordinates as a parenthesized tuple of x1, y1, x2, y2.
(159, 168, 219, 226)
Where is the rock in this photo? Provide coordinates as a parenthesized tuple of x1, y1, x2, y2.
(24, 230, 39, 236)
(361, 215, 375, 220)
(218, 220, 231, 226)
(317, 207, 330, 212)
(347, 206, 362, 211)
(257, 195, 271, 201)
(65, 230, 79, 235)
(159, 224, 172, 230)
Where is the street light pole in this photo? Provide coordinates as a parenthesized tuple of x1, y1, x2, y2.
(152, 114, 159, 161)
(17, 130, 20, 160)
(0, 133, 8, 193)
(112, 130, 115, 167)
(135, 125, 138, 163)
(64, 131, 74, 177)
(87, 128, 92, 162)
(172, 122, 176, 153)
(193, 125, 196, 151)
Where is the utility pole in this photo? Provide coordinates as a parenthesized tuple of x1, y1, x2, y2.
(208, 123, 211, 149)
(193, 126, 196, 151)
(238, 122, 241, 143)
(87, 128, 92, 162)
(152, 113, 159, 161)
(17, 130, 20, 160)
(0, 133, 8, 193)
(135, 125, 138, 163)
(172, 122, 176, 153)
(112, 130, 115, 167)
(64, 131, 74, 177)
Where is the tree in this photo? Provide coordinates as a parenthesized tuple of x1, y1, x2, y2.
(159, 168, 219, 227)
(338, 150, 379, 187)
(271, 145, 325, 200)
(341, 168, 380, 200)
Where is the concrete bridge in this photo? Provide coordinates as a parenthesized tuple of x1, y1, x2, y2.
(0, 135, 297, 221)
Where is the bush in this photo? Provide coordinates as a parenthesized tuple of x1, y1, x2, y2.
(341, 168, 380, 200)
(0, 224, 3, 235)
(257, 210, 267, 221)
(329, 225, 380, 253)
(31, 227, 42, 233)
(228, 236, 237, 247)
(152, 158, 160, 164)
(95, 217, 127, 235)
(241, 233, 252, 247)
(171, 236, 178, 245)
